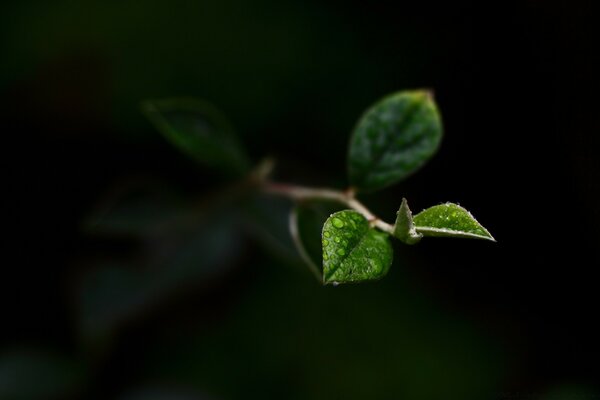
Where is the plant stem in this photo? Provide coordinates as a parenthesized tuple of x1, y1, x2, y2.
(263, 182, 394, 234)
(288, 208, 323, 281)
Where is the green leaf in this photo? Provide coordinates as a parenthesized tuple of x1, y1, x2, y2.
(413, 203, 495, 241)
(392, 198, 422, 244)
(348, 90, 443, 191)
(141, 98, 250, 175)
(322, 210, 393, 284)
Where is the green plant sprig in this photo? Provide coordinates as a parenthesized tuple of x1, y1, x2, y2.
(142, 89, 495, 286)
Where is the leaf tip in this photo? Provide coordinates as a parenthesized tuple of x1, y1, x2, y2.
(413, 202, 495, 242)
(483, 230, 497, 242)
(393, 198, 422, 244)
(421, 88, 435, 101)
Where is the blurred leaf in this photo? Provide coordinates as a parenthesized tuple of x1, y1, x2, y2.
(83, 180, 189, 237)
(348, 90, 443, 191)
(81, 263, 152, 340)
(141, 98, 250, 175)
(322, 210, 392, 284)
(541, 383, 597, 400)
(392, 198, 422, 244)
(0, 350, 84, 400)
(81, 212, 243, 343)
(413, 203, 495, 241)
(145, 256, 508, 400)
(117, 386, 214, 400)
(289, 201, 342, 281)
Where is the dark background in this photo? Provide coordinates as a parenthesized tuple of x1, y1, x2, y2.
(1, 0, 599, 399)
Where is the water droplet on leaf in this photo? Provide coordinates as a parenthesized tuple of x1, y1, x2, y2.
(332, 218, 345, 228)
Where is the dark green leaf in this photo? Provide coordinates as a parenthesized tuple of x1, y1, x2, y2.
(141, 98, 250, 175)
(80, 212, 242, 343)
(83, 180, 189, 237)
(542, 384, 597, 400)
(322, 210, 393, 284)
(392, 198, 422, 244)
(117, 387, 207, 400)
(413, 203, 495, 241)
(348, 90, 443, 191)
(145, 256, 506, 400)
(0, 350, 85, 400)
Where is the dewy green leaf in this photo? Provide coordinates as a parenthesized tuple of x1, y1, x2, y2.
(322, 210, 393, 284)
(348, 90, 443, 191)
(413, 203, 495, 241)
(392, 198, 422, 244)
(141, 98, 250, 175)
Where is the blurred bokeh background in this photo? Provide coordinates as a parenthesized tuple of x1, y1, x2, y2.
(1, 0, 599, 399)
